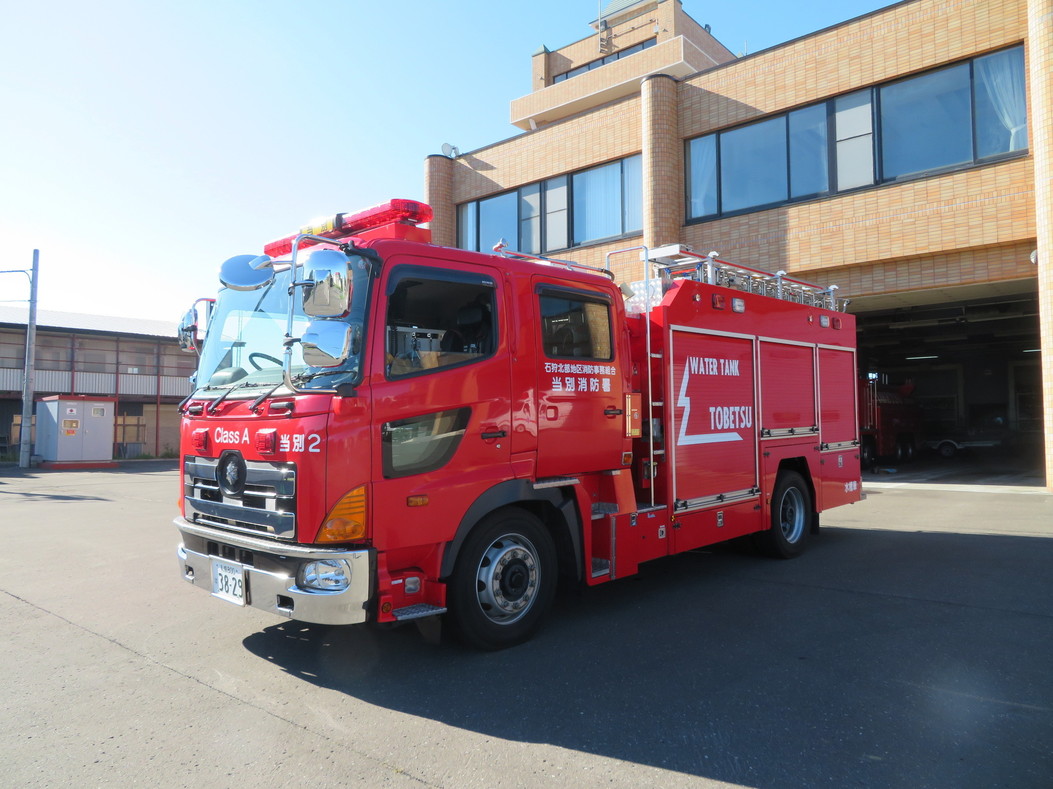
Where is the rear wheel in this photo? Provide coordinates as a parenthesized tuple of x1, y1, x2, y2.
(860, 438, 876, 469)
(757, 471, 812, 559)
(447, 508, 557, 650)
(899, 436, 916, 462)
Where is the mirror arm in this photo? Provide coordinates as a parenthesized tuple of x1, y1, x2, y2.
(340, 241, 382, 273)
(281, 233, 360, 394)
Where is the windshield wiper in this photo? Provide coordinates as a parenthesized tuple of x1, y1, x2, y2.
(295, 369, 352, 384)
(249, 380, 286, 413)
(206, 380, 256, 414)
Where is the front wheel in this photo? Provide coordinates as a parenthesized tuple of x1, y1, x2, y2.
(447, 508, 557, 650)
(756, 471, 813, 559)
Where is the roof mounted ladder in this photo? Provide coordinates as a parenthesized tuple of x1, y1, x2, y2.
(647, 244, 850, 312)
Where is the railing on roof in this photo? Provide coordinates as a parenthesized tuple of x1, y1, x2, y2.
(492, 238, 615, 281)
(617, 244, 851, 314)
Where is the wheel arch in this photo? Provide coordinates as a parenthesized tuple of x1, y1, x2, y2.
(439, 480, 583, 582)
(775, 456, 819, 533)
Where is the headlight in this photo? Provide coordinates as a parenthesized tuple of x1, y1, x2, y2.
(298, 559, 351, 592)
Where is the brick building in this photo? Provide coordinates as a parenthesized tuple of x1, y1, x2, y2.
(0, 306, 193, 459)
(425, 0, 1053, 487)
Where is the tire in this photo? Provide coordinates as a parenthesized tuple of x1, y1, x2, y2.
(757, 471, 813, 559)
(938, 441, 956, 459)
(447, 507, 557, 650)
(860, 438, 876, 469)
(900, 437, 916, 462)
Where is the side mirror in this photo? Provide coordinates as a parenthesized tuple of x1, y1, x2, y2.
(220, 254, 274, 291)
(177, 298, 214, 354)
(177, 305, 202, 353)
(301, 248, 351, 317)
(301, 321, 353, 367)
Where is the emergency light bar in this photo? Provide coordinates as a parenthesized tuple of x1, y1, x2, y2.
(263, 199, 433, 257)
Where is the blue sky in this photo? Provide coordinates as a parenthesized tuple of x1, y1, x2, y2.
(0, 0, 890, 322)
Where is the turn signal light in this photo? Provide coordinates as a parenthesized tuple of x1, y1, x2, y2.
(317, 485, 368, 543)
(255, 429, 277, 454)
(191, 429, 209, 453)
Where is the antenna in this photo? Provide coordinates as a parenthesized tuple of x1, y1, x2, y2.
(441, 143, 459, 159)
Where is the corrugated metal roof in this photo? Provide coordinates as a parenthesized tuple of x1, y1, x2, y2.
(0, 305, 177, 339)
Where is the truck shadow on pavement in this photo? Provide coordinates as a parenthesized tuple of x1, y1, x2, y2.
(243, 526, 1053, 788)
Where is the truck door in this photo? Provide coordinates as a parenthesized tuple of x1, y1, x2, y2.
(369, 258, 512, 553)
(668, 328, 759, 551)
(534, 281, 627, 477)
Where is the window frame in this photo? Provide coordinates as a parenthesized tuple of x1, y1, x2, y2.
(457, 154, 643, 254)
(685, 44, 1028, 224)
(383, 265, 499, 380)
(537, 285, 615, 363)
(551, 38, 657, 84)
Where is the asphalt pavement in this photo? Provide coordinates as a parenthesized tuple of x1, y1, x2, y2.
(1, 460, 1050, 788)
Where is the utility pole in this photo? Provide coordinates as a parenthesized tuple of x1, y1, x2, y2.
(2, 251, 39, 468)
(20, 251, 40, 468)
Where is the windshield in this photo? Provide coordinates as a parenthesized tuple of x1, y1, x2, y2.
(196, 254, 372, 392)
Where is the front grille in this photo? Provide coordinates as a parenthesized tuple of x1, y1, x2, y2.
(184, 456, 296, 540)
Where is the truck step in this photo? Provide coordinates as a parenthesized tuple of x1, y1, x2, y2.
(392, 604, 447, 621)
(592, 502, 619, 519)
(591, 558, 611, 577)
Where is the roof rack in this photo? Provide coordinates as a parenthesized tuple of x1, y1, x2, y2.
(492, 239, 615, 281)
(646, 244, 850, 312)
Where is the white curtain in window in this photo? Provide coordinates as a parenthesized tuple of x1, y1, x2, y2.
(573, 162, 621, 243)
(621, 155, 642, 233)
(688, 136, 717, 217)
(975, 49, 1028, 150)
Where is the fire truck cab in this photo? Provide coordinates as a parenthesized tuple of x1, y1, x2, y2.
(175, 200, 862, 649)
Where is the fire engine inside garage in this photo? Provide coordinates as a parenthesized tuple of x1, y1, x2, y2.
(852, 279, 1042, 474)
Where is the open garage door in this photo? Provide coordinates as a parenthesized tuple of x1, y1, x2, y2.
(851, 279, 1042, 478)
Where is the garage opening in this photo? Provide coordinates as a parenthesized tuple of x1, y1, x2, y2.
(852, 278, 1043, 484)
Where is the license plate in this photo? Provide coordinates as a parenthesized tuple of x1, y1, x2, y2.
(211, 560, 246, 605)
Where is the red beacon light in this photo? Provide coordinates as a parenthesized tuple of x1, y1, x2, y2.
(263, 199, 433, 257)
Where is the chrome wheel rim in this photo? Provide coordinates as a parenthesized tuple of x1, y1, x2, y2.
(779, 487, 807, 544)
(474, 533, 540, 625)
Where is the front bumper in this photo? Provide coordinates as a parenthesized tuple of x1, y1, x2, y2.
(175, 517, 372, 626)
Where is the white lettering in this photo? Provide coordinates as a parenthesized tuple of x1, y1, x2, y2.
(708, 405, 753, 430)
(686, 356, 739, 376)
(213, 426, 249, 445)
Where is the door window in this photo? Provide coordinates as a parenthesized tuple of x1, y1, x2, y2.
(539, 291, 612, 361)
(385, 267, 497, 378)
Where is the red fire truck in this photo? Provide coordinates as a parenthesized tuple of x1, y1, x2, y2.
(858, 376, 922, 466)
(175, 199, 862, 649)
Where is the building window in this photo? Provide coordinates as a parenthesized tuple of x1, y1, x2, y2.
(720, 117, 788, 213)
(458, 155, 642, 253)
(552, 39, 657, 84)
(834, 91, 874, 191)
(789, 104, 830, 199)
(544, 176, 569, 251)
(973, 46, 1028, 159)
(687, 134, 718, 218)
(880, 63, 973, 180)
(686, 45, 1027, 221)
(477, 192, 518, 255)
